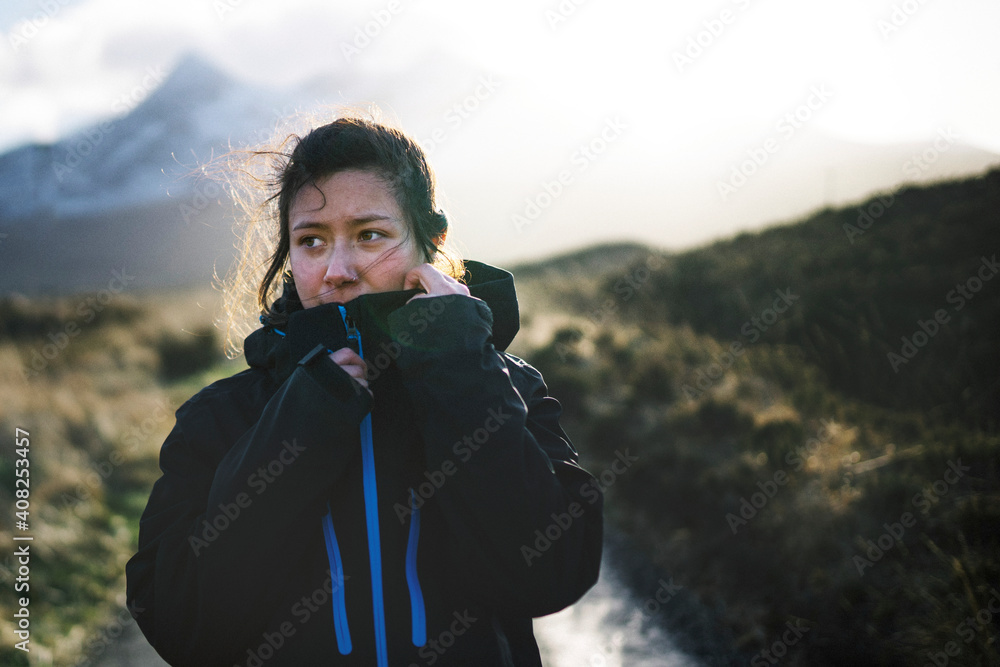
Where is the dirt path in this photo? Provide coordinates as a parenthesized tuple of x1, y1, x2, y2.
(91, 619, 168, 667)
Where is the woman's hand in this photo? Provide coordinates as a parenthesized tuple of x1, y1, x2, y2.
(328, 347, 371, 396)
(404, 263, 471, 302)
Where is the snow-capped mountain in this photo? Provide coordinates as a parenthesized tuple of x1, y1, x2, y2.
(0, 56, 306, 220)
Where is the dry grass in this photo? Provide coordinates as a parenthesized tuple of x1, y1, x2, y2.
(0, 288, 239, 664)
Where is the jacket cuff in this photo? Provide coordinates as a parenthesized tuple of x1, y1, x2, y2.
(387, 294, 494, 355)
(285, 302, 350, 363)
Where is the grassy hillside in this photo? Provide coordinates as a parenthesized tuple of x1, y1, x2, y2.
(511, 169, 1000, 665)
(609, 169, 1000, 431)
(0, 289, 238, 665)
(0, 168, 997, 665)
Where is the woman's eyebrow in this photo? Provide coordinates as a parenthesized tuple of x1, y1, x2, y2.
(290, 214, 397, 232)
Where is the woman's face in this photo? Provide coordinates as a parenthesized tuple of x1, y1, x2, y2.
(288, 169, 426, 308)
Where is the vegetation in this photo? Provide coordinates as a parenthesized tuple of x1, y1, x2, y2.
(611, 170, 1000, 432)
(512, 167, 1000, 665)
(0, 290, 236, 665)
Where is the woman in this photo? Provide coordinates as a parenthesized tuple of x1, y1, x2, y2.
(126, 115, 604, 666)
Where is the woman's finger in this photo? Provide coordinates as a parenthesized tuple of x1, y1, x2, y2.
(327, 347, 371, 393)
(405, 263, 470, 301)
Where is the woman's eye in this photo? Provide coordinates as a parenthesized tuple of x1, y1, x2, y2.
(359, 230, 385, 242)
(300, 236, 323, 248)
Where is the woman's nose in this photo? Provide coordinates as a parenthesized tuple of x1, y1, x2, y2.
(323, 246, 358, 287)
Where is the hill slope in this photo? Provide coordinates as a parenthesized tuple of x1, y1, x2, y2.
(612, 168, 1000, 432)
(510, 168, 1000, 664)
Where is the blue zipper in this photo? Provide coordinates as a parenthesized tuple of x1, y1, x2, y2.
(340, 306, 389, 667)
(406, 489, 427, 646)
(321, 505, 352, 654)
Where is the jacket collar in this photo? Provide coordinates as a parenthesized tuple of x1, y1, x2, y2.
(244, 260, 520, 384)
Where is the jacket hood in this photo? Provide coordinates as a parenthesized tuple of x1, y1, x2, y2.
(243, 260, 520, 381)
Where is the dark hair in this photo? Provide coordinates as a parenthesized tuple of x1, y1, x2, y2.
(218, 111, 463, 356)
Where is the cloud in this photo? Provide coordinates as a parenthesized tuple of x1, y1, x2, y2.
(1, 0, 999, 157)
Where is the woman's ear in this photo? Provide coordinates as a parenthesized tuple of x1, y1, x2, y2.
(424, 232, 445, 261)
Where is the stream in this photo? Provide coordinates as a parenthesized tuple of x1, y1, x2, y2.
(534, 550, 704, 667)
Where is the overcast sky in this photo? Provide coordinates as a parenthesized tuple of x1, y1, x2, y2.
(2, 0, 999, 261)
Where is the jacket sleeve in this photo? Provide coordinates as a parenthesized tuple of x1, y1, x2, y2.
(388, 295, 603, 617)
(125, 355, 371, 665)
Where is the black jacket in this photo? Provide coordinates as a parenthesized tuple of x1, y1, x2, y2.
(126, 261, 603, 666)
